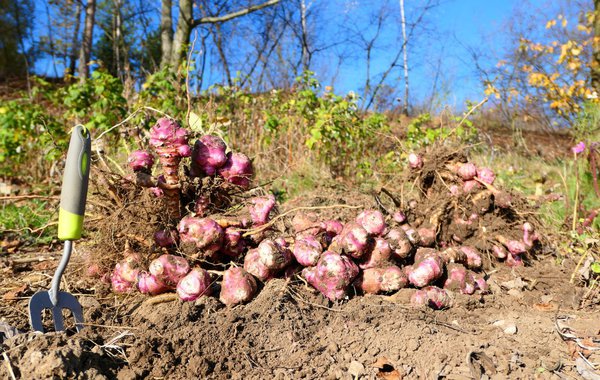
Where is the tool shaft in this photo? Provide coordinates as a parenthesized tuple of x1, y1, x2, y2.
(49, 240, 73, 306)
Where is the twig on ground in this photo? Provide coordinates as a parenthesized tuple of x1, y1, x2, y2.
(2, 352, 16, 380)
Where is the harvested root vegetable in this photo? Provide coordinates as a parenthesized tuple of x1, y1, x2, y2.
(401, 226, 421, 246)
(257, 239, 292, 271)
(339, 222, 371, 258)
(381, 266, 409, 292)
(356, 210, 386, 236)
(128, 150, 154, 172)
(407, 249, 444, 287)
(476, 167, 495, 184)
(443, 264, 476, 295)
(408, 153, 423, 169)
(359, 237, 391, 269)
(292, 212, 322, 235)
(178, 216, 224, 256)
(356, 268, 385, 294)
(177, 267, 212, 301)
(459, 246, 482, 269)
(219, 267, 258, 306)
(457, 163, 477, 180)
(449, 185, 461, 196)
(221, 227, 245, 258)
(244, 248, 272, 281)
(194, 195, 210, 217)
(491, 245, 507, 259)
(474, 276, 489, 293)
(149, 254, 190, 288)
(149, 118, 191, 218)
(190, 135, 227, 176)
(439, 247, 467, 264)
(417, 226, 436, 247)
(392, 211, 407, 224)
(218, 152, 253, 188)
(111, 251, 141, 293)
(249, 194, 276, 226)
(386, 228, 413, 259)
(463, 180, 480, 193)
(522, 222, 536, 248)
(137, 272, 169, 295)
(302, 251, 359, 301)
(411, 286, 452, 309)
(111, 272, 135, 293)
(293, 234, 323, 267)
(506, 253, 523, 267)
(322, 219, 343, 237)
(154, 229, 177, 247)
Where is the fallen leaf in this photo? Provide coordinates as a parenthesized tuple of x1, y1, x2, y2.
(533, 303, 557, 312)
(2, 284, 28, 301)
(373, 357, 403, 380)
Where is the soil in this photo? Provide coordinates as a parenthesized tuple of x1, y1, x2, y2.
(0, 247, 598, 380)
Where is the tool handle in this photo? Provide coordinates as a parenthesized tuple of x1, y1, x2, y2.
(58, 125, 91, 241)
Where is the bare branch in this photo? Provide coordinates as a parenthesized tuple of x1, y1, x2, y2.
(192, 0, 281, 27)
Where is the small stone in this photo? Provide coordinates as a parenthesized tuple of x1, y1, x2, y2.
(492, 320, 505, 327)
(347, 361, 365, 378)
(504, 324, 518, 335)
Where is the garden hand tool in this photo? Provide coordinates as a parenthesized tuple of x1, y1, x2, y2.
(29, 124, 91, 333)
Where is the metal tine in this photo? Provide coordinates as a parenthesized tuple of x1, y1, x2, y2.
(52, 307, 64, 332)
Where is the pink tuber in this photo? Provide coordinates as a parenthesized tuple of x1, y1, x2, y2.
(149, 254, 190, 288)
(411, 286, 453, 309)
(408, 153, 423, 169)
(457, 163, 477, 180)
(257, 238, 292, 271)
(386, 228, 413, 259)
(218, 152, 253, 189)
(177, 267, 212, 301)
(407, 249, 444, 287)
(190, 135, 227, 176)
(137, 271, 169, 295)
(178, 217, 224, 256)
(356, 210, 386, 236)
(491, 245, 507, 259)
(249, 194, 276, 226)
(154, 229, 177, 248)
(463, 180, 481, 193)
(339, 222, 371, 258)
(128, 150, 154, 173)
(392, 211, 407, 224)
(110, 252, 141, 293)
(219, 267, 258, 306)
(459, 246, 482, 269)
(443, 264, 476, 295)
(359, 237, 392, 270)
(417, 226, 436, 247)
(302, 251, 359, 301)
(221, 227, 245, 258)
(476, 167, 496, 184)
(292, 234, 323, 267)
(149, 118, 191, 218)
(292, 212, 322, 235)
(244, 248, 273, 281)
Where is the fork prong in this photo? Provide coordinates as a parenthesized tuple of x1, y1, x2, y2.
(52, 307, 64, 332)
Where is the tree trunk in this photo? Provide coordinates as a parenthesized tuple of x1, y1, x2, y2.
(69, 0, 82, 77)
(300, 0, 310, 72)
(170, 0, 192, 69)
(160, 0, 173, 68)
(400, 0, 409, 116)
(78, 0, 96, 82)
(592, 0, 600, 95)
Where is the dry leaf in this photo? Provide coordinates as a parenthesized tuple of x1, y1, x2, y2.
(533, 302, 557, 312)
(2, 284, 28, 301)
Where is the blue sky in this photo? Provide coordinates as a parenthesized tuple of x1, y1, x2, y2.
(31, 0, 536, 110)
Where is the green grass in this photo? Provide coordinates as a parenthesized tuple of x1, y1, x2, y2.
(0, 199, 56, 245)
